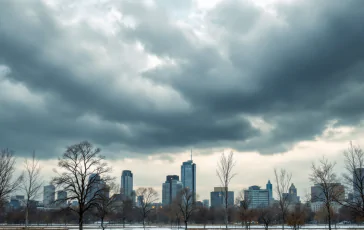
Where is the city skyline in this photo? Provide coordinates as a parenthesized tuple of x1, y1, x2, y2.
(1, 0, 364, 204)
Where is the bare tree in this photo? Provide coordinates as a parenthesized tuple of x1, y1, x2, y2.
(136, 187, 158, 229)
(257, 207, 276, 230)
(170, 197, 183, 228)
(52, 141, 113, 230)
(236, 190, 253, 230)
(286, 205, 306, 230)
(21, 152, 43, 228)
(93, 182, 118, 230)
(177, 187, 197, 230)
(0, 149, 23, 208)
(274, 168, 292, 230)
(309, 156, 343, 230)
(216, 151, 236, 229)
(342, 142, 364, 218)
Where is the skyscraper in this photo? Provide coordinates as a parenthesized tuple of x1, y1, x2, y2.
(121, 170, 134, 201)
(266, 180, 273, 201)
(87, 173, 101, 203)
(162, 175, 183, 206)
(43, 184, 55, 208)
(181, 152, 196, 201)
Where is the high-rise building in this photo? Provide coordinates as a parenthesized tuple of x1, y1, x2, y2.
(266, 180, 273, 201)
(162, 175, 183, 206)
(244, 186, 269, 209)
(87, 173, 101, 202)
(43, 184, 55, 208)
(311, 183, 345, 202)
(121, 170, 134, 201)
(56, 190, 67, 207)
(210, 187, 234, 208)
(181, 153, 196, 202)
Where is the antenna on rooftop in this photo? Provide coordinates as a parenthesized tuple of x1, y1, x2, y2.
(191, 149, 193, 161)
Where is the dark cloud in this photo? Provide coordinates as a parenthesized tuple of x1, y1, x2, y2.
(0, 0, 364, 158)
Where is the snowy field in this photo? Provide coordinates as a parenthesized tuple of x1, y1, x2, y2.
(2, 225, 364, 230)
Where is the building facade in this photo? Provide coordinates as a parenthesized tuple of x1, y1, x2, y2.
(210, 187, 234, 208)
(203, 199, 209, 208)
(283, 183, 300, 204)
(43, 184, 55, 208)
(121, 170, 134, 201)
(311, 183, 345, 202)
(56, 190, 67, 207)
(162, 175, 183, 206)
(244, 186, 269, 209)
(266, 180, 273, 201)
(181, 160, 196, 201)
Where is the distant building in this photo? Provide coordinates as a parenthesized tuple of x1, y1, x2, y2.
(203, 199, 209, 208)
(311, 201, 342, 213)
(137, 195, 144, 207)
(9, 195, 25, 210)
(266, 180, 273, 201)
(181, 157, 196, 202)
(311, 183, 345, 202)
(87, 173, 101, 202)
(121, 170, 134, 202)
(162, 175, 183, 206)
(210, 187, 234, 208)
(283, 183, 300, 204)
(57, 190, 68, 207)
(353, 168, 364, 202)
(43, 184, 55, 208)
(244, 186, 269, 209)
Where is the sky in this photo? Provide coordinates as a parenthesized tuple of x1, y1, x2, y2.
(1, 0, 364, 202)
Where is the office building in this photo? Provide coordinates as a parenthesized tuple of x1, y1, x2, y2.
(283, 183, 300, 204)
(162, 175, 183, 206)
(137, 195, 144, 207)
(87, 173, 101, 202)
(121, 170, 134, 201)
(266, 180, 273, 201)
(311, 183, 345, 202)
(210, 187, 234, 208)
(244, 186, 269, 209)
(43, 184, 55, 208)
(57, 190, 67, 207)
(181, 153, 196, 202)
(203, 199, 209, 208)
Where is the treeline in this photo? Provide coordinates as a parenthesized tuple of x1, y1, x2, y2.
(1, 141, 364, 230)
(0, 202, 358, 229)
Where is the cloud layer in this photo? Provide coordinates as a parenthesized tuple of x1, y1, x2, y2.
(1, 0, 364, 159)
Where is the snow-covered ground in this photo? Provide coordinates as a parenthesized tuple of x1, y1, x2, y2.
(2, 224, 364, 230)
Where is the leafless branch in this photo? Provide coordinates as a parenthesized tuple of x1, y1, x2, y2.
(216, 151, 236, 229)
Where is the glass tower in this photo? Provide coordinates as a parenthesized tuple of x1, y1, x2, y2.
(121, 170, 134, 201)
(181, 159, 196, 202)
(266, 180, 273, 201)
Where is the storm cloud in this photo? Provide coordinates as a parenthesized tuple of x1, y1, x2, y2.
(1, 0, 364, 158)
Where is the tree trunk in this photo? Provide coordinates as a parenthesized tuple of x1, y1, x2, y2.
(101, 217, 105, 230)
(225, 203, 228, 229)
(143, 217, 145, 230)
(327, 206, 332, 230)
(79, 212, 83, 230)
(185, 220, 188, 230)
(25, 203, 29, 228)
